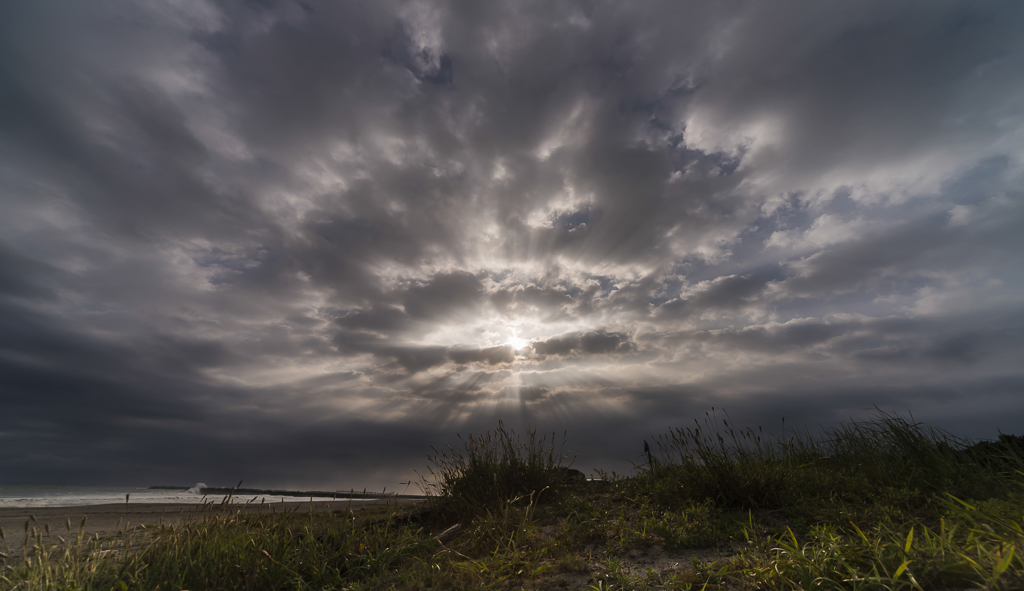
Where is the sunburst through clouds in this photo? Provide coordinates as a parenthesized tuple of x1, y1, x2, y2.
(1, 0, 1024, 490)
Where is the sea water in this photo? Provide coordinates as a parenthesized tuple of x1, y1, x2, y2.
(0, 484, 343, 508)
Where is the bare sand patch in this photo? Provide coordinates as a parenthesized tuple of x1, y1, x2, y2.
(0, 499, 423, 559)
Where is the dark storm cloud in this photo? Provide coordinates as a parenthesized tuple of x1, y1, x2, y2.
(400, 272, 485, 320)
(337, 305, 411, 333)
(0, 241, 59, 299)
(381, 345, 450, 373)
(2, 0, 1024, 490)
(644, 307, 1024, 371)
(702, 319, 854, 352)
(449, 345, 515, 366)
(778, 207, 1024, 299)
(533, 330, 636, 357)
(655, 266, 786, 319)
(338, 340, 517, 374)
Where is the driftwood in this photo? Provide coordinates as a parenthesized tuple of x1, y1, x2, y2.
(433, 523, 462, 544)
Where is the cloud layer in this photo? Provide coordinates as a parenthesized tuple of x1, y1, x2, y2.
(2, 0, 1024, 489)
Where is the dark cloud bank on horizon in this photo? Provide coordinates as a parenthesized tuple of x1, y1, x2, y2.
(2, 0, 1024, 490)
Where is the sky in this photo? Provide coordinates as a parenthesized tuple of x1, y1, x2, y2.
(2, 0, 1024, 492)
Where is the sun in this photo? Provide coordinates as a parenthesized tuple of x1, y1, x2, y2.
(506, 336, 529, 350)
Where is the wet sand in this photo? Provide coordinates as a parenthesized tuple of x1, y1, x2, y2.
(0, 498, 424, 547)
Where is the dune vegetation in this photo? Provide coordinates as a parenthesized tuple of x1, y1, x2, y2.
(3, 411, 1024, 590)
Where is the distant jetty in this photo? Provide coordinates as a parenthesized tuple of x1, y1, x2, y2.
(149, 485, 427, 500)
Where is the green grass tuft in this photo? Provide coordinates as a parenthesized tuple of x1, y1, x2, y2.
(421, 420, 578, 519)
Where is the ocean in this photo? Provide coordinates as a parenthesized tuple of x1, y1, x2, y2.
(0, 484, 348, 508)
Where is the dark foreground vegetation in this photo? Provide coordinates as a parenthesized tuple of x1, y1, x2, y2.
(3, 411, 1024, 590)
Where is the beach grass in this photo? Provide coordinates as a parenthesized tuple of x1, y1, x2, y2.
(2, 411, 1023, 590)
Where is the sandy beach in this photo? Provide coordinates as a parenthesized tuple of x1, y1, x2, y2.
(0, 498, 425, 550)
